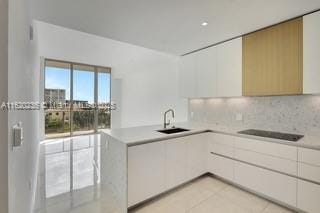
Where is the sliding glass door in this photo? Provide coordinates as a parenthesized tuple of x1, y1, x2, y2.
(97, 68, 111, 129)
(72, 64, 95, 135)
(45, 60, 72, 138)
(44, 59, 111, 138)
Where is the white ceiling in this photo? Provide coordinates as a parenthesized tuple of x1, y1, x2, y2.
(31, 0, 320, 55)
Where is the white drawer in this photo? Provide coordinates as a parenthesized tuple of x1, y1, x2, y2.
(234, 137, 297, 161)
(234, 148, 297, 176)
(209, 133, 235, 147)
(208, 133, 234, 157)
(298, 179, 320, 213)
(298, 148, 320, 166)
(208, 153, 234, 181)
(208, 141, 234, 157)
(298, 162, 320, 183)
(234, 161, 297, 207)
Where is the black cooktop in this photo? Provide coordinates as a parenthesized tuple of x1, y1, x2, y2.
(237, 129, 304, 142)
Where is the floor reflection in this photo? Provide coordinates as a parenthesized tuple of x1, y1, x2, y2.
(34, 134, 121, 213)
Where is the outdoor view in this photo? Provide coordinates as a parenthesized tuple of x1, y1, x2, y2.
(44, 60, 111, 138)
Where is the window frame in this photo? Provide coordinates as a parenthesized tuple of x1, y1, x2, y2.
(44, 58, 112, 139)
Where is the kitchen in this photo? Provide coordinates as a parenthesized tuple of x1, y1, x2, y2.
(101, 10, 320, 213)
(2, 1, 320, 213)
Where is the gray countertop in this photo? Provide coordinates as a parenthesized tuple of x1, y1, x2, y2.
(101, 122, 320, 150)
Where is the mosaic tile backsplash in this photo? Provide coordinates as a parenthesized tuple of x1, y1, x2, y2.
(189, 95, 320, 135)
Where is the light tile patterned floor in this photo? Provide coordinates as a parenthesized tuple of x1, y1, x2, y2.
(130, 176, 295, 213)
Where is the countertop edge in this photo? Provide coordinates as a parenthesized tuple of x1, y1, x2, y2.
(102, 127, 320, 150)
(125, 129, 210, 147)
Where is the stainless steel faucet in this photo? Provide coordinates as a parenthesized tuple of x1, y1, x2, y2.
(164, 109, 175, 129)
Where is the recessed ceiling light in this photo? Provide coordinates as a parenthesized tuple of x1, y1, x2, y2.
(201, 22, 208, 26)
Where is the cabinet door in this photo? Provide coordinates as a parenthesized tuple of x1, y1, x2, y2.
(195, 46, 218, 98)
(298, 147, 320, 183)
(234, 137, 297, 176)
(165, 137, 188, 190)
(234, 137, 297, 161)
(234, 162, 297, 207)
(243, 18, 303, 96)
(303, 11, 320, 94)
(179, 54, 197, 98)
(208, 153, 234, 181)
(128, 142, 166, 207)
(187, 134, 208, 179)
(298, 180, 320, 213)
(234, 148, 297, 176)
(207, 133, 234, 157)
(217, 37, 242, 97)
(298, 163, 320, 183)
(298, 147, 320, 166)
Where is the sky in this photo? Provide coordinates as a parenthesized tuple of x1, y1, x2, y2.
(45, 67, 111, 103)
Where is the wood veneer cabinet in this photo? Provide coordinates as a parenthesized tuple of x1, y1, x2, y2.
(242, 18, 303, 96)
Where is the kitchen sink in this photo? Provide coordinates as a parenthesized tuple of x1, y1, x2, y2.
(157, 128, 190, 134)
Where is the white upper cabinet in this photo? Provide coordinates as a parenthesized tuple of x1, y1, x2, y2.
(195, 47, 218, 98)
(217, 37, 242, 97)
(303, 11, 320, 94)
(179, 53, 197, 98)
(179, 38, 242, 98)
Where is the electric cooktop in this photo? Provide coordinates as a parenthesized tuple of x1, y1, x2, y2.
(237, 129, 304, 142)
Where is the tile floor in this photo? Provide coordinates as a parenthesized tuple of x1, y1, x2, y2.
(130, 176, 296, 213)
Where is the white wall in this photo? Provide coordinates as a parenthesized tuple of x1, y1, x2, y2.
(0, 0, 9, 212)
(8, 0, 40, 213)
(36, 21, 187, 131)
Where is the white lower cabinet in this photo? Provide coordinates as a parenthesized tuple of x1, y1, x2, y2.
(298, 162, 320, 183)
(208, 153, 234, 181)
(128, 132, 320, 212)
(234, 148, 297, 176)
(297, 147, 320, 213)
(298, 180, 320, 213)
(187, 134, 208, 179)
(165, 137, 188, 190)
(128, 134, 207, 207)
(234, 162, 297, 207)
(298, 147, 320, 167)
(208, 133, 298, 208)
(234, 136, 297, 161)
(208, 133, 234, 157)
(128, 142, 166, 207)
(207, 133, 235, 181)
